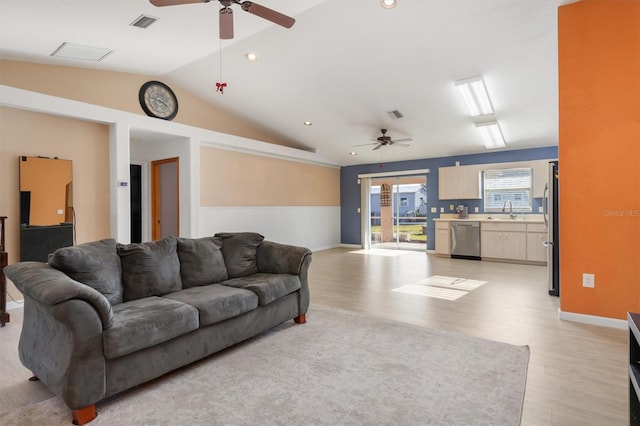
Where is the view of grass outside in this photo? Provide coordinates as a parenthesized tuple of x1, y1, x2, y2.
(370, 223, 427, 242)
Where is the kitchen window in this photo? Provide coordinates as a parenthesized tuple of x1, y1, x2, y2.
(483, 168, 532, 212)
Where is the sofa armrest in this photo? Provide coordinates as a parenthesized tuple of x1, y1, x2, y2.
(256, 241, 312, 275)
(4, 262, 113, 329)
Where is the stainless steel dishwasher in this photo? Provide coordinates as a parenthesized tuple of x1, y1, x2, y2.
(450, 221, 481, 260)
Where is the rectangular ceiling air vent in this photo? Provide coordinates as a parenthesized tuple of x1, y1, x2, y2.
(131, 14, 158, 29)
(388, 110, 404, 119)
(50, 42, 114, 62)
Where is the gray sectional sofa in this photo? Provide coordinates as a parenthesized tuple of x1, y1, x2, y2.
(4, 232, 312, 425)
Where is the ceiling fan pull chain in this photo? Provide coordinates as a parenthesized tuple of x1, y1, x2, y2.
(216, 38, 227, 94)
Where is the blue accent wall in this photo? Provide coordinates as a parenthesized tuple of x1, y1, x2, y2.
(340, 146, 558, 248)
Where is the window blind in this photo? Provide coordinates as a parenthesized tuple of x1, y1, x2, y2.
(483, 168, 533, 212)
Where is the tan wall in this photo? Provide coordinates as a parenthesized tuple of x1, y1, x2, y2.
(0, 107, 110, 299)
(19, 157, 72, 226)
(200, 147, 340, 207)
(0, 60, 305, 150)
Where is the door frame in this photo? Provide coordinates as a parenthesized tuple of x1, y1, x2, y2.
(358, 169, 430, 251)
(130, 161, 150, 243)
(151, 157, 180, 240)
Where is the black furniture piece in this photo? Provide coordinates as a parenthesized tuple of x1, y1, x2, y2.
(629, 312, 640, 425)
(1, 216, 10, 326)
(19, 223, 73, 262)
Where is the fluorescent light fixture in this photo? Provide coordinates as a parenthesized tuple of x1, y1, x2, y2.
(455, 76, 494, 117)
(51, 42, 114, 62)
(475, 121, 506, 149)
(381, 0, 397, 9)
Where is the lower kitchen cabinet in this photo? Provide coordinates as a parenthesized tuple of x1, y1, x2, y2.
(435, 221, 450, 255)
(481, 222, 527, 261)
(526, 223, 548, 262)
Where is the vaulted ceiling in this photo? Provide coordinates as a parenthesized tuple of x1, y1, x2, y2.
(0, 0, 568, 166)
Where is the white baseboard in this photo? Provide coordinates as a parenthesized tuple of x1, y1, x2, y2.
(340, 244, 362, 249)
(558, 309, 627, 329)
(7, 300, 24, 310)
(311, 244, 341, 252)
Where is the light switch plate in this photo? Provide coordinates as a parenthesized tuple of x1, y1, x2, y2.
(430, 207, 437, 213)
(538, 206, 544, 213)
(440, 207, 444, 213)
(57, 209, 63, 215)
(474, 207, 479, 213)
(582, 273, 595, 288)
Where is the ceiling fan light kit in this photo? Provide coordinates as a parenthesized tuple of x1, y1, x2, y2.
(150, 0, 295, 40)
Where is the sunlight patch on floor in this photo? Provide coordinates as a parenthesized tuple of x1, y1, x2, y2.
(416, 275, 487, 291)
(392, 284, 467, 300)
(393, 275, 487, 300)
(349, 249, 413, 257)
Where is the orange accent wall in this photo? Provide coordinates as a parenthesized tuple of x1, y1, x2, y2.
(558, 0, 640, 319)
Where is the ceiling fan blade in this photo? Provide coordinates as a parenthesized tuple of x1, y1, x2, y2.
(150, 0, 203, 6)
(391, 138, 413, 143)
(240, 1, 295, 28)
(372, 144, 383, 151)
(392, 143, 411, 148)
(353, 143, 377, 147)
(219, 7, 234, 39)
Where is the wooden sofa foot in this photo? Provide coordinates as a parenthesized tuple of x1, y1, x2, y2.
(72, 404, 96, 425)
(294, 314, 306, 324)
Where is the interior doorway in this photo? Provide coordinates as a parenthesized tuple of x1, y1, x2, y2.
(369, 175, 427, 251)
(151, 157, 179, 240)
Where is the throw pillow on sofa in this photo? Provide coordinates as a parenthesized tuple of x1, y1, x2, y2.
(49, 238, 123, 305)
(118, 236, 182, 302)
(214, 232, 264, 278)
(177, 237, 228, 287)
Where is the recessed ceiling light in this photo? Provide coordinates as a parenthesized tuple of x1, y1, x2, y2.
(245, 52, 257, 61)
(349, 152, 358, 156)
(303, 121, 312, 126)
(381, 0, 397, 9)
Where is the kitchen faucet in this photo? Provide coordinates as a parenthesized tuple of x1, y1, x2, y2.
(502, 200, 517, 219)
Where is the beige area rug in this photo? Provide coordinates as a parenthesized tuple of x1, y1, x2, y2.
(0, 305, 529, 426)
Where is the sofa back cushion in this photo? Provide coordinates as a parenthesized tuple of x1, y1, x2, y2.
(177, 237, 228, 287)
(214, 232, 264, 278)
(48, 238, 123, 305)
(117, 236, 182, 302)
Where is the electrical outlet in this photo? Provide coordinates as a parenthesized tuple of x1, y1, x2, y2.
(538, 206, 543, 213)
(57, 209, 63, 215)
(440, 207, 444, 213)
(582, 273, 595, 288)
(357, 208, 361, 213)
(449, 204, 454, 211)
(430, 207, 437, 213)
(474, 207, 479, 213)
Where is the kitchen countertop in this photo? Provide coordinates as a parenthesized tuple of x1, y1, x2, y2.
(434, 214, 544, 224)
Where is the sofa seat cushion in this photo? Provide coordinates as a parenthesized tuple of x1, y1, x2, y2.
(163, 284, 258, 326)
(104, 297, 199, 359)
(221, 273, 301, 306)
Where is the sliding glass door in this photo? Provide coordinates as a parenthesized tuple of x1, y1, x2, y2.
(369, 175, 427, 251)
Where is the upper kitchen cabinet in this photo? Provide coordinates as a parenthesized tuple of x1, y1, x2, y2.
(438, 165, 482, 200)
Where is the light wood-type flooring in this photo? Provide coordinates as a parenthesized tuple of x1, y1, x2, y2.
(308, 248, 627, 425)
(0, 247, 627, 424)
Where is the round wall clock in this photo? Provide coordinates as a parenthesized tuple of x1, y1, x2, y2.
(139, 81, 178, 120)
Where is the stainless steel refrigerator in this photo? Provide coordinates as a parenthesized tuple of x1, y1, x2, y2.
(543, 161, 559, 296)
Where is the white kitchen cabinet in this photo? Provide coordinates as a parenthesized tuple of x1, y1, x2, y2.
(481, 222, 527, 260)
(434, 221, 450, 255)
(438, 165, 481, 200)
(526, 223, 548, 262)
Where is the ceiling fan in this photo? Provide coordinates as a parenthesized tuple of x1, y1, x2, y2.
(149, 0, 295, 40)
(354, 129, 412, 151)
